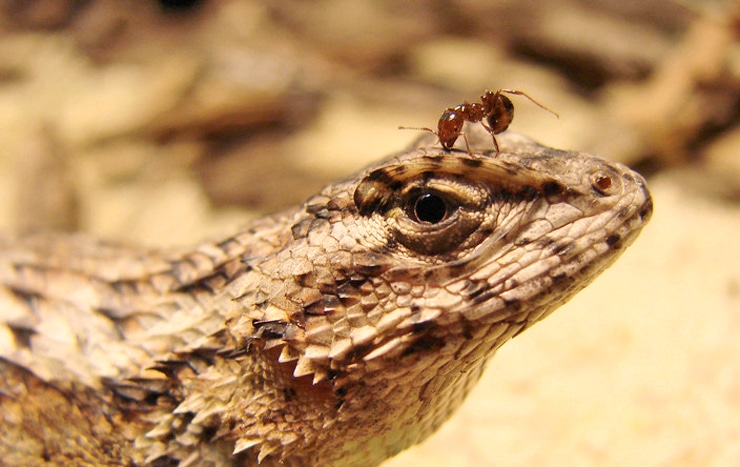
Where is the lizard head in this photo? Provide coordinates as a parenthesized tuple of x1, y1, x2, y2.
(220, 130, 652, 464)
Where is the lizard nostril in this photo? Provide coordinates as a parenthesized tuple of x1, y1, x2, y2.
(591, 171, 617, 195)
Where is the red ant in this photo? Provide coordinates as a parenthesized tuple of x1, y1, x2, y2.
(401, 89, 558, 154)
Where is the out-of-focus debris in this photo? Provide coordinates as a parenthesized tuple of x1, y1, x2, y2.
(606, 7, 740, 165)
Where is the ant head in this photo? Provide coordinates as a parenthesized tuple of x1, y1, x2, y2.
(437, 110, 465, 148)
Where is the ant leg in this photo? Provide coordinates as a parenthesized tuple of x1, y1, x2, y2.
(497, 89, 559, 118)
(491, 135, 500, 155)
(479, 121, 501, 155)
(460, 132, 474, 155)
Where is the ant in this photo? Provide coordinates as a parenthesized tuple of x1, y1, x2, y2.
(401, 89, 558, 155)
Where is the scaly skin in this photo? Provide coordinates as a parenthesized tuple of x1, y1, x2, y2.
(0, 130, 652, 466)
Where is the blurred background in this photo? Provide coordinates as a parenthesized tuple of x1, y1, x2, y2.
(0, 1, 737, 465)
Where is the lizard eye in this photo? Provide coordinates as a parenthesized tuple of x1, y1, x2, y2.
(393, 185, 488, 256)
(411, 193, 449, 224)
(353, 171, 492, 257)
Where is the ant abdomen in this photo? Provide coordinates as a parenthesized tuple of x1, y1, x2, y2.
(484, 93, 515, 135)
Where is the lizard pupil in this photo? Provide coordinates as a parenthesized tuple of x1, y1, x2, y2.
(414, 193, 448, 224)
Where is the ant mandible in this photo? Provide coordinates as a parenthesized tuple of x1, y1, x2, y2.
(401, 89, 558, 155)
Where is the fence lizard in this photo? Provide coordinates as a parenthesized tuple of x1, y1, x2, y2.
(0, 129, 652, 466)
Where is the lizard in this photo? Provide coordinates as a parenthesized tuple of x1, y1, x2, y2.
(0, 128, 653, 466)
